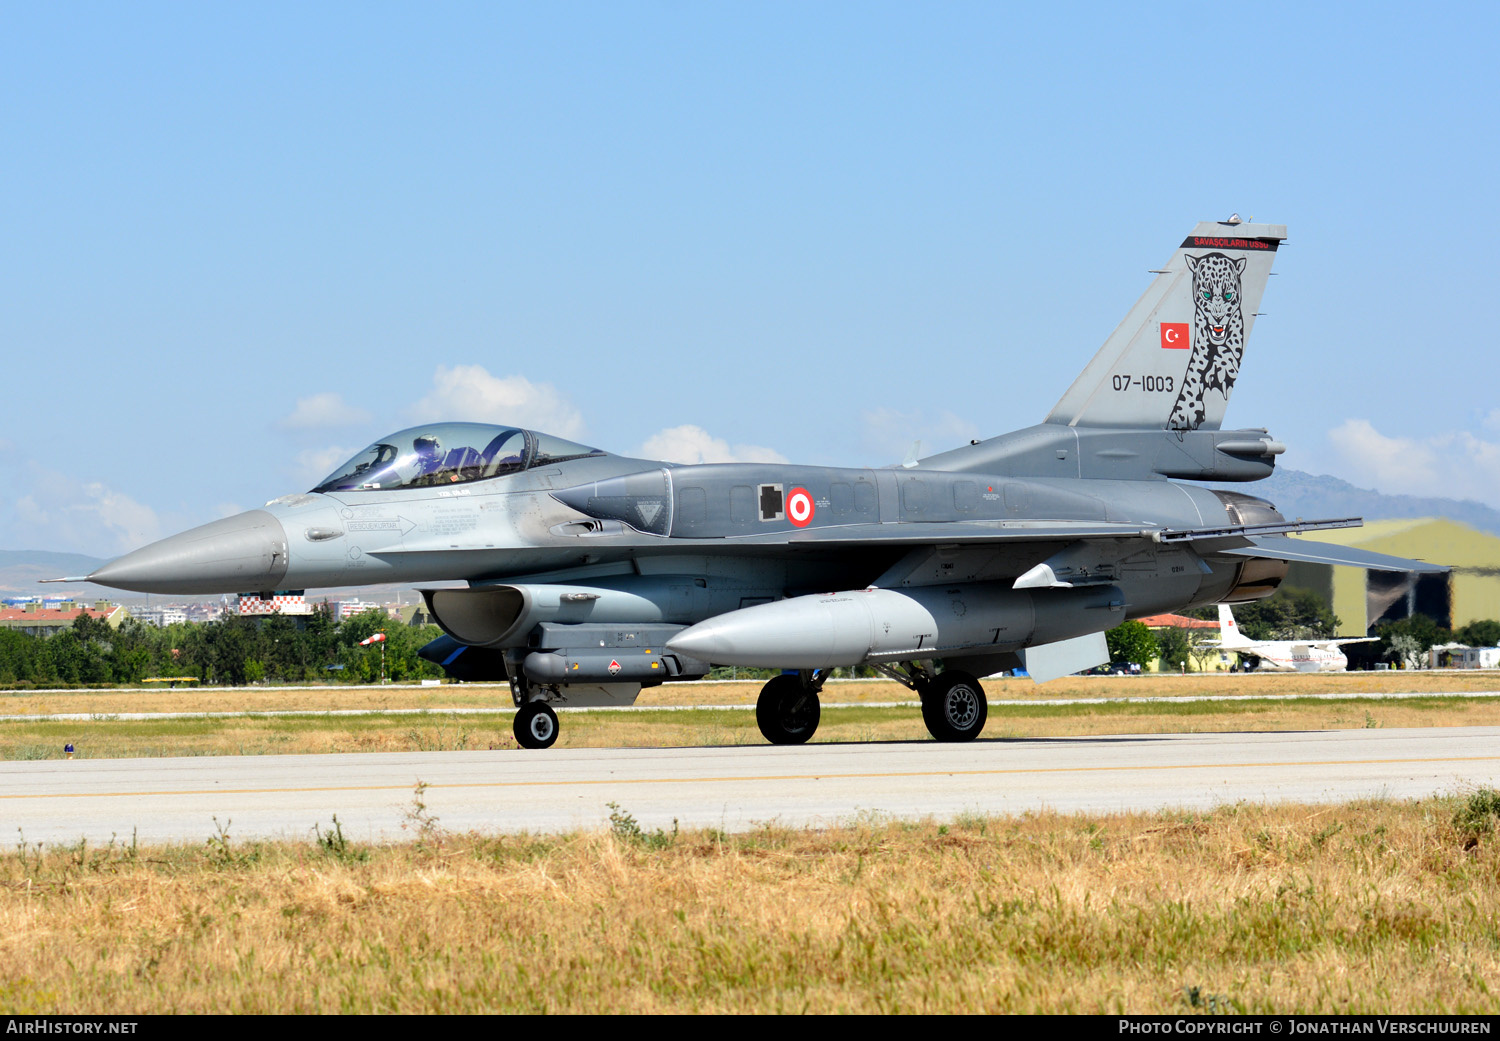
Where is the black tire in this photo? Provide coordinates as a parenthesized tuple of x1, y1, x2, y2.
(756, 674, 821, 745)
(514, 702, 559, 749)
(921, 670, 987, 742)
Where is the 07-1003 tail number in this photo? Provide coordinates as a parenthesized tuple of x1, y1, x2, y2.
(1112, 374, 1174, 393)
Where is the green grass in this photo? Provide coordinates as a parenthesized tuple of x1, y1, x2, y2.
(6, 694, 1500, 760)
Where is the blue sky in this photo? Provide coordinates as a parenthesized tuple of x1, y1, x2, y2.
(4, 2, 1498, 557)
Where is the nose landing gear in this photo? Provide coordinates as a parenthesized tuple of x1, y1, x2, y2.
(514, 701, 560, 749)
(755, 671, 826, 744)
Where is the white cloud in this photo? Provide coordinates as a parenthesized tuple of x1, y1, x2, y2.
(408, 365, 585, 439)
(1483, 409, 1500, 433)
(860, 407, 981, 464)
(291, 446, 353, 489)
(635, 425, 788, 465)
(1327, 418, 1500, 508)
(9, 473, 165, 555)
(279, 392, 371, 429)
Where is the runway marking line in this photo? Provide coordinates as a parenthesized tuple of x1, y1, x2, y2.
(6, 754, 1499, 801)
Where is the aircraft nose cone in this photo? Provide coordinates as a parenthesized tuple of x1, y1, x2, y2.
(87, 510, 291, 594)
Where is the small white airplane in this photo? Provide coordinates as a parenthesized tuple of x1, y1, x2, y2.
(1216, 604, 1378, 673)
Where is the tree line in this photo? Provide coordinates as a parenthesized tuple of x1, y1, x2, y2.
(4, 588, 1496, 687)
(0, 609, 449, 688)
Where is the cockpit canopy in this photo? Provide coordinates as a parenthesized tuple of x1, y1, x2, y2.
(311, 423, 604, 493)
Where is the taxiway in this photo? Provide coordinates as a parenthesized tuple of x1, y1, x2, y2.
(4, 726, 1498, 845)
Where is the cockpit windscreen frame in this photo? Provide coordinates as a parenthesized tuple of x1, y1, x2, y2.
(310, 423, 603, 493)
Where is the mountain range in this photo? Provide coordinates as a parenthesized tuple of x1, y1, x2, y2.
(0, 550, 110, 600)
(1206, 469, 1500, 537)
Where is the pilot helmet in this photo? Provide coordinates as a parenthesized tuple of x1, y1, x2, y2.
(413, 434, 442, 460)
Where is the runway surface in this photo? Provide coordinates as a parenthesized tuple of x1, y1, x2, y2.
(5, 726, 1499, 846)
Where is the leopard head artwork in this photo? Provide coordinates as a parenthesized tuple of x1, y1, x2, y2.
(1185, 251, 1246, 348)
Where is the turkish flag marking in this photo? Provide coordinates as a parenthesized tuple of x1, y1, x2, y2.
(1160, 322, 1189, 349)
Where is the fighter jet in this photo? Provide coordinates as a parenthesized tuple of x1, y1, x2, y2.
(74, 220, 1445, 748)
(1214, 603, 1378, 673)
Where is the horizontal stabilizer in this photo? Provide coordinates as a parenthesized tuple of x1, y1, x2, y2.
(1218, 535, 1448, 574)
(1155, 517, 1361, 543)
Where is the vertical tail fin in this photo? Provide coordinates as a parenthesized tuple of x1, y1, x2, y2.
(1217, 603, 1253, 648)
(1046, 220, 1286, 432)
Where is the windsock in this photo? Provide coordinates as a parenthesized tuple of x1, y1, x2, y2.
(359, 632, 387, 646)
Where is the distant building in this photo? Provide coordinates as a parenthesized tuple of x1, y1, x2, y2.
(237, 593, 313, 617)
(1428, 644, 1500, 670)
(333, 599, 384, 621)
(1136, 612, 1230, 672)
(133, 606, 189, 627)
(1136, 613, 1220, 632)
(0, 600, 128, 638)
(184, 603, 226, 623)
(394, 602, 434, 626)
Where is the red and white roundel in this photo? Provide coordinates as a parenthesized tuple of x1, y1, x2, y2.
(786, 487, 815, 528)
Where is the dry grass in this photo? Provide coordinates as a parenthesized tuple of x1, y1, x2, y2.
(2, 797, 1499, 1013)
(0, 684, 511, 716)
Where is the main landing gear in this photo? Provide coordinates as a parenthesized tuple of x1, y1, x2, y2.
(873, 662, 988, 743)
(919, 669, 988, 742)
(753, 664, 989, 745)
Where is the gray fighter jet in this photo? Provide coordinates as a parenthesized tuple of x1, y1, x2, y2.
(75, 220, 1444, 748)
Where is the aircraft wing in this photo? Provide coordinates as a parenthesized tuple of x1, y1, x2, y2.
(369, 517, 1444, 579)
(762, 516, 1364, 548)
(775, 520, 1153, 545)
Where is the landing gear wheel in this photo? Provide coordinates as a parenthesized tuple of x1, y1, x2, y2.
(756, 674, 821, 745)
(514, 702, 559, 749)
(922, 670, 987, 742)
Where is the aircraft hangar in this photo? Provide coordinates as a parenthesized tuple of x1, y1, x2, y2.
(1278, 518, 1500, 636)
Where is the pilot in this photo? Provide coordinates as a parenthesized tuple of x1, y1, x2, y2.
(412, 435, 444, 482)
